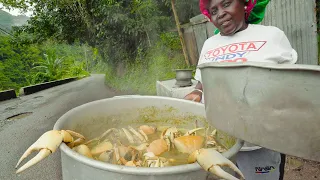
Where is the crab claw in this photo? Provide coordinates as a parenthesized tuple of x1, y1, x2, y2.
(15, 130, 85, 174)
(188, 148, 245, 180)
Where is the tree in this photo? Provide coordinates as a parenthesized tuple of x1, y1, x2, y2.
(3, 0, 200, 66)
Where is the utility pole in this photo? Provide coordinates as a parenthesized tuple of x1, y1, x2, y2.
(171, 0, 190, 67)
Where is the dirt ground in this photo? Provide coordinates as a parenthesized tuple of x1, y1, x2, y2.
(284, 156, 320, 180)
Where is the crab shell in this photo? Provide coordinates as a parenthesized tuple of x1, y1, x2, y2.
(173, 135, 205, 154)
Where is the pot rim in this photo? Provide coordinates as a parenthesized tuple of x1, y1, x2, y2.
(54, 96, 204, 175)
(174, 69, 194, 72)
(198, 62, 320, 72)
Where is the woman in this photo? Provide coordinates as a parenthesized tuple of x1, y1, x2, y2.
(184, 0, 297, 179)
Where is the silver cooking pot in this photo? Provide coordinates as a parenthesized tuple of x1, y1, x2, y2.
(199, 62, 320, 162)
(53, 95, 244, 180)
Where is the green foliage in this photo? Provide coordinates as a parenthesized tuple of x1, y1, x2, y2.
(0, 34, 90, 92)
(105, 39, 191, 94)
(0, 35, 42, 90)
(32, 50, 64, 83)
(0, 0, 30, 9)
(1, 0, 201, 94)
(160, 31, 181, 51)
(5, 0, 200, 65)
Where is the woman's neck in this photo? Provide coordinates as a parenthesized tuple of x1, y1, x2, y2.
(236, 23, 249, 33)
(221, 23, 249, 36)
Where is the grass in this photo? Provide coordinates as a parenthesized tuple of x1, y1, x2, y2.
(105, 43, 194, 95)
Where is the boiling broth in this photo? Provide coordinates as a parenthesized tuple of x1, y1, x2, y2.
(85, 123, 229, 167)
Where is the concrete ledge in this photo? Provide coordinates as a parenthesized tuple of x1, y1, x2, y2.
(19, 77, 77, 95)
(156, 79, 198, 99)
(0, 89, 17, 101)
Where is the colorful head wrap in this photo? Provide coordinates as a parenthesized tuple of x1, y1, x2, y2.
(200, 0, 270, 34)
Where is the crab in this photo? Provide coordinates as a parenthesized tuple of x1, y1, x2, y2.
(88, 140, 114, 156)
(174, 128, 244, 180)
(139, 125, 156, 135)
(85, 125, 154, 146)
(188, 148, 245, 180)
(15, 124, 244, 180)
(176, 128, 244, 180)
(146, 139, 168, 156)
(15, 130, 86, 174)
(15, 124, 155, 174)
(160, 127, 180, 151)
(205, 129, 226, 152)
(148, 126, 244, 180)
(143, 152, 170, 167)
(97, 141, 148, 167)
(97, 144, 124, 165)
(145, 126, 206, 156)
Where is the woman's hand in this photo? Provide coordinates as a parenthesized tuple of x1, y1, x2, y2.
(184, 90, 202, 102)
(184, 81, 203, 102)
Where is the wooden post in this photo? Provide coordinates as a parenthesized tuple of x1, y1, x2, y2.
(171, 0, 190, 67)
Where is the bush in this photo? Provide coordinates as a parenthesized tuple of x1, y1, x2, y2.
(105, 39, 192, 94)
(159, 32, 182, 51)
(0, 35, 91, 92)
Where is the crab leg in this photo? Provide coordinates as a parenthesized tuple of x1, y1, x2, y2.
(99, 128, 118, 140)
(65, 130, 85, 140)
(85, 128, 117, 145)
(66, 130, 86, 148)
(15, 130, 84, 174)
(70, 138, 86, 147)
(154, 159, 160, 167)
(188, 148, 245, 180)
(211, 129, 217, 136)
(138, 129, 148, 141)
(122, 128, 134, 144)
(90, 141, 113, 156)
(184, 127, 205, 136)
(120, 157, 128, 165)
(128, 126, 145, 142)
(129, 143, 149, 151)
(161, 127, 179, 151)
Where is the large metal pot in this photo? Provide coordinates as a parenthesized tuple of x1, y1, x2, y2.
(199, 62, 320, 162)
(53, 95, 243, 180)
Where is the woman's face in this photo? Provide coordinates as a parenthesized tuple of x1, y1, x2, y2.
(208, 0, 247, 36)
